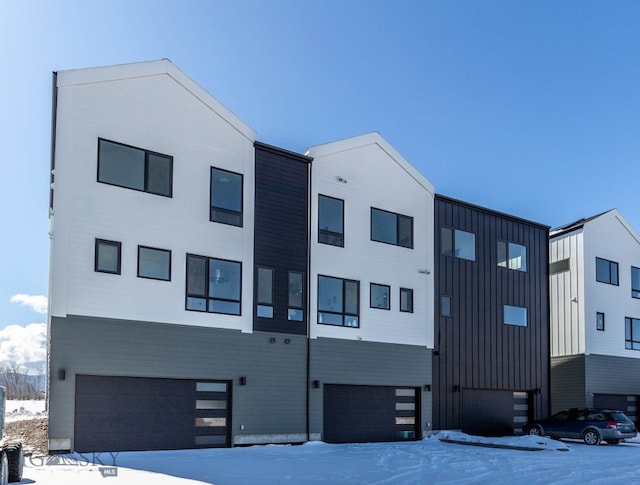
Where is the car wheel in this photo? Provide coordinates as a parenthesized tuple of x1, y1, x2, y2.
(606, 439, 620, 445)
(583, 429, 601, 446)
(528, 425, 543, 437)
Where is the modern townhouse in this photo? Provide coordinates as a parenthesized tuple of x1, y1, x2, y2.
(47, 59, 550, 453)
(433, 195, 550, 436)
(549, 209, 640, 423)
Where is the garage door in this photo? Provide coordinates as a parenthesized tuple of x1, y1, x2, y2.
(594, 394, 638, 424)
(75, 375, 230, 452)
(323, 385, 419, 443)
(462, 389, 530, 436)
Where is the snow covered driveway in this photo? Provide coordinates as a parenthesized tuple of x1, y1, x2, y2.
(21, 433, 640, 484)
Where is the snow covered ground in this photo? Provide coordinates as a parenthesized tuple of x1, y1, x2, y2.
(8, 401, 640, 484)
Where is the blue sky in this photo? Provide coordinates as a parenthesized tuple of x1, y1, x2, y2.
(2, 0, 640, 331)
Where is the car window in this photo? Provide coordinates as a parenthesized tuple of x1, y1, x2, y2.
(610, 412, 630, 422)
(575, 411, 587, 421)
(551, 411, 570, 422)
(586, 412, 605, 421)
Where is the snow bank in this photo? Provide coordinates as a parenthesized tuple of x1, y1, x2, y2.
(5, 399, 46, 423)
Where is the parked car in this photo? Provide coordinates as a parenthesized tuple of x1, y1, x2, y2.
(526, 408, 637, 445)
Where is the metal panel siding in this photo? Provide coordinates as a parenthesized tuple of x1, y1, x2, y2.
(550, 355, 586, 412)
(433, 196, 550, 430)
(48, 316, 308, 450)
(253, 145, 309, 334)
(308, 338, 432, 437)
(585, 354, 640, 395)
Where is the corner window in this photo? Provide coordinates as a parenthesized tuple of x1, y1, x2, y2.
(400, 288, 413, 313)
(441, 295, 451, 317)
(210, 167, 243, 227)
(596, 257, 618, 285)
(498, 241, 527, 272)
(371, 208, 413, 248)
(504, 305, 527, 327)
(370, 283, 390, 310)
(625, 317, 640, 350)
(596, 312, 605, 332)
(256, 267, 273, 318)
(318, 195, 344, 247)
(98, 139, 172, 197)
(95, 239, 121, 274)
(318, 275, 359, 327)
(288, 272, 305, 322)
(186, 254, 241, 315)
(441, 228, 475, 261)
(632, 267, 640, 299)
(137, 246, 171, 281)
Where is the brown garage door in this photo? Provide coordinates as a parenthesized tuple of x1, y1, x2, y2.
(323, 384, 419, 443)
(75, 375, 230, 452)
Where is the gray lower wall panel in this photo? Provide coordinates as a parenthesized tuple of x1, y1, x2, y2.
(550, 355, 586, 413)
(48, 315, 308, 451)
(308, 337, 432, 438)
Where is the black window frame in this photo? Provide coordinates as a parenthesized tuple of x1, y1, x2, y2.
(370, 283, 391, 310)
(95, 238, 122, 275)
(625, 317, 640, 350)
(370, 207, 414, 249)
(318, 194, 344, 247)
(596, 257, 619, 286)
(97, 138, 173, 197)
(317, 275, 360, 328)
(441, 227, 476, 261)
(185, 254, 242, 316)
(137, 245, 172, 281)
(288, 271, 305, 322)
(255, 266, 274, 319)
(596, 312, 605, 332)
(632, 266, 640, 299)
(400, 288, 414, 313)
(497, 240, 527, 272)
(210, 166, 243, 227)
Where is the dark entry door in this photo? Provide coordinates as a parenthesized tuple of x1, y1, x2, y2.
(75, 375, 230, 452)
(323, 384, 419, 443)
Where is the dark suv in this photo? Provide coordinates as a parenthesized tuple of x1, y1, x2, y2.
(527, 408, 637, 445)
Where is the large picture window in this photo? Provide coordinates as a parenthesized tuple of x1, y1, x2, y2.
(371, 208, 413, 248)
(98, 139, 172, 197)
(318, 195, 344, 247)
(137, 246, 171, 281)
(318, 275, 359, 327)
(625, 317, 640, 350)
(210, 167, 243, 227)
(596, 257, 618, 285)
(441, 228, 476, 261)
(632, 267, 640, 299)
(95, 239, 121, 274)
(498, 241, 527, 272)
(186, 254, 242, 315)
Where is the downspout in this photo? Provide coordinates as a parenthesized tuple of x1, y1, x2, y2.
(305, 158, 313, 442)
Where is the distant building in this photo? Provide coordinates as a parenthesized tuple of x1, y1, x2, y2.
(549, 209, 640, 422)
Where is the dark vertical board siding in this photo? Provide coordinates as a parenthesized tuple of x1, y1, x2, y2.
(433, 196, 550, 430)
(254, 145, 310, 334)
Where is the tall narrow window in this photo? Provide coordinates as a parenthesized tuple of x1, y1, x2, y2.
(632, 267, 640, 299)
(400, 288, 413, 313)
(318, 275, 359, 327)
(441, 228, 475, 261)
(95, 239, 121, 274)
(98, 139, 172, 197)
(288, 272, 304, 322)
(137, 246, 171, 281)
(210, 167, 243, 227)
(441, 295, 451, 317)
(504, 305, 527, 327)
(625, 317, 640, 350)
(186, 254, 242, 315)
(371, 208, 413, 248)
(497, 241, 527, 272)
(256, 267, 273, 318)
(596, 257, 618, 285)
(370, 283, 390, 310)
(318, 195, 344, 247)
(596, 312, 605, 332)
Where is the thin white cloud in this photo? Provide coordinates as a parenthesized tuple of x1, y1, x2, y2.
(0, 323, 47, 374)
(9, 294, 48, 314)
